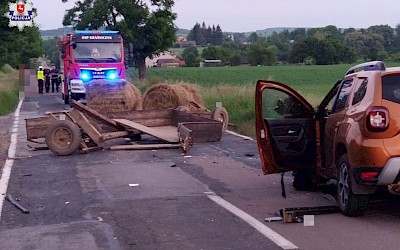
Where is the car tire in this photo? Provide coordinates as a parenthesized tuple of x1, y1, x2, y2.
(45, 120, 81, 156)
(337, 153, 369, 216)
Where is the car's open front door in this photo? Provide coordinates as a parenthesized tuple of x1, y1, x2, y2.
(255, 80, 317, 175)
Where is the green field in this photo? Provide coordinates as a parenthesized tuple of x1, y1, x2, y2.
(130, 62, 400, 136)
(131, 64, 352, 101)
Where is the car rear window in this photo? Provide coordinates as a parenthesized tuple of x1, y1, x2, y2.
(382, 75, 400, 104)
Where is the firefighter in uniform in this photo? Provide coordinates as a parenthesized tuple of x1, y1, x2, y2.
(44, 67, 51, 93)
(37, 66, 44, 94)
(50, 66, 60, 92)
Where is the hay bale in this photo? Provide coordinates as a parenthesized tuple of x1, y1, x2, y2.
(86, 79, 142, 113)
(176, 83, 204, 105)
(142, 83, 204, 111)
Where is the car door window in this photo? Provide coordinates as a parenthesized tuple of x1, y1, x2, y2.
(352, 78, 368, 105)
(262, 88, 313, 119)
(332, 79, 354, 113)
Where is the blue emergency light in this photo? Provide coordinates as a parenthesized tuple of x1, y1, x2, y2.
(106, 70, 117, 80)
(80, 70, 92, 82)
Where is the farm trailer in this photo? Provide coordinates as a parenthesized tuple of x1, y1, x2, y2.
(25, 100, 224, 156)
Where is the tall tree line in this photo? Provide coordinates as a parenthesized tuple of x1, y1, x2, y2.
(0, 3, 43, 69)
(182, 24, 400, 67)
(187, 22, 224, 46)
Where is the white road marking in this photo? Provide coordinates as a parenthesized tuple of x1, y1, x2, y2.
(0, 100, 23, 220)
(206, 192, 298, 250)
(226, 130, 255, 141)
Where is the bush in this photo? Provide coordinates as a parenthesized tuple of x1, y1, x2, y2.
(1, 64, 14, 74)
(304, 56, 316, 65)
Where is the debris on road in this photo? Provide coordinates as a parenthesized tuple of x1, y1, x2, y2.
(128, 184, 139, 187)
(265, 205, 340, 223)
(5, 194, 30, 214)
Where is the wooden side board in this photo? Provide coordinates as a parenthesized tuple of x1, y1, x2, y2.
(113, 119, 179, 143)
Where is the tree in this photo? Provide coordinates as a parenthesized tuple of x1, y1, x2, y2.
(181, 45, 199, 67)
(248, 42, 277, 66)
(214, 25, 224, 45)
(62, 0, 177, 79)
(248, 32, 259, 43)
(202, 46, 229, 63)
(43, 37, 62, 67)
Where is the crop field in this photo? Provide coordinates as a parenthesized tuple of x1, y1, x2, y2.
(132, 64, 353, 96)
(132, 61, 400, 136)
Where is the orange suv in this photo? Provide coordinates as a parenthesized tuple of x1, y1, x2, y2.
(255, 61, 400, 216)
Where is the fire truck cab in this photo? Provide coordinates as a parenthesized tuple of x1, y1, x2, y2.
(59, 30, 127, 104)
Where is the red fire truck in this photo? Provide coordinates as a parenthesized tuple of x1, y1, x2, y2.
(59, 30, 128, 104)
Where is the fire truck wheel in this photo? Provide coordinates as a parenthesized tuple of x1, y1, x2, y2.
(45, 120, 81, 156)
(64, 93, 69, 105)
(211, 107, 229, 132)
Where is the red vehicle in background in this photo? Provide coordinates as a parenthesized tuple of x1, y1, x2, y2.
(59, 30, 128, 104)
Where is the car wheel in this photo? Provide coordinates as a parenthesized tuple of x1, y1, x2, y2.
(337, 154, 369, 216)
(45, 120, 81, 156)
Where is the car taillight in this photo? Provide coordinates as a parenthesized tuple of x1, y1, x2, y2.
(366, 106, 389, 132)
(360, 172, 379, 180)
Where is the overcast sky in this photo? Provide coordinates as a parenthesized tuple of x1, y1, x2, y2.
(31, 0, 400, 32)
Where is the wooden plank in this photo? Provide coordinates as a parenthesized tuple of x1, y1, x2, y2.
(106, 109, 173, 127)
(69, 109, 102, 145)
(70, 100, 121, 129)
(101, 131, 130, 141)
(113, 119, 179, 143)
(110, 143, 180, 151)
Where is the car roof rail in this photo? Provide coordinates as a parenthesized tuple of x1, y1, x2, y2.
(345, 61, 386, 76)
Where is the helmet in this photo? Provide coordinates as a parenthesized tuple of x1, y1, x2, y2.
(38, 66, 43, 70)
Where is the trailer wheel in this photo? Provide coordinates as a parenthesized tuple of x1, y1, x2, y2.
(45, 120, 81, 156)
(211, 107, 229, 132)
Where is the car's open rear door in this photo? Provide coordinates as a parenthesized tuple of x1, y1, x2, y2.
(255, 80, 317, 175)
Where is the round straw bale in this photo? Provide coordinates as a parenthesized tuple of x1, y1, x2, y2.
(142, 83, 196, 110)
(86, 79, 142, 113)
(176, 83, 204, 105)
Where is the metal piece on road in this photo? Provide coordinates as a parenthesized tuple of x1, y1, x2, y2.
(280, 206, 340, 223)
(265, 216, 283, 222)
(5, 194, 29, 214)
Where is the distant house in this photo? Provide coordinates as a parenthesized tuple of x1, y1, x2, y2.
(156, 58, 180, 68)
(145, 51, 179, 68)
(200, 59, 222, 67)
(177, 40, 196, 48)
(176, 35, 186, 42)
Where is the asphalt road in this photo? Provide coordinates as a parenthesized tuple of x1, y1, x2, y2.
(1, 93, 400, 250)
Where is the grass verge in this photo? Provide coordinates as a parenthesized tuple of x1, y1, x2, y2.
(0, 65, 19, 116)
